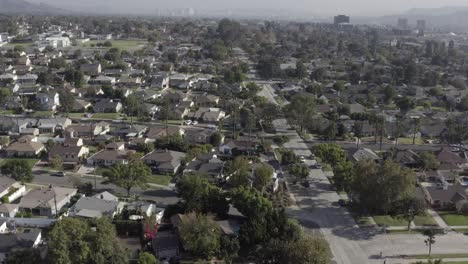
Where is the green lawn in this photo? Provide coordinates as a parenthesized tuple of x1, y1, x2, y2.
(147, 175, 172, 186)
(78, 40, 147, 51)
(0, 110, 15, 115)
(438, 211, 468, 226)
(91, 113, 120, 119)
(32, 111, 54, 117)
(454, 228, 468, 233)
(386, 230, 421, 234)
(67, 112, 87, 118)
(414, 214, 438, 226)
(0, 158, 39, 168)
(5, 42, 34, 48)
(373, 215, 407, 226)
(355, 216, 374, 226)
(398, 137, 424, 145)
(94, 167, 111, 176)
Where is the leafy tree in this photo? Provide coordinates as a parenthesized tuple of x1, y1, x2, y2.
(104, 48, 121, 62)
(178, 212, 221, 259)
(1, 159, 33, 183)
(50, 155, 63, 170)
(137, 252, 159, 264)
(424, 229, 436, 258)
(58, 89, 76, 113)
(136, 143, 154, 154)
(210, 132, 223, 146)
(352, 122, 364, 148)
(289, 163, 309, 182)
(219, 236, 240, 263)
(351, 160, 415, 214)
(383, 85, 396, 104)
(295, 60, 307, 79)
(283, 94, 315, 132)
(225, 156, 250, 188)
(396, 96, 416, 113)
(333, 161, 354, 192)
(313, 144, 347, 165)
(395, 196, 427, 231)
(0, 87, 12, 105)
(419, 152, 440, 171)
(279, 149, 297, 165)
(103, 160, 151, 197)
(323, 123, 338, 141)
(176, 173, 229, 216)
(4, 249, 41, 264)
(283, 235, 331, 264)
(253, 164, 273, 192)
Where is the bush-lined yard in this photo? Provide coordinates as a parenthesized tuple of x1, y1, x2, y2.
(373, 215, 406, 226)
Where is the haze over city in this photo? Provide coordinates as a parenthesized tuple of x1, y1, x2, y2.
(26, 0, 468, 16)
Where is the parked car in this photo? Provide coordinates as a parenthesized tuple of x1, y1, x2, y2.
(192, 120, 198, 125)
(185, 120, 192, 125)
(53, 172, 66, 177)
(300, 156, 306, 163)
(314, 163, 322, 169)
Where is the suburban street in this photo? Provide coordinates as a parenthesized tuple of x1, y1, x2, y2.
(263, 85, 468, 264)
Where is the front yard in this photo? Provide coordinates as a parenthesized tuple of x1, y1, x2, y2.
(373, 215, 407, 226)
(147, 175, 172, 186)
(0, 158, 40, 168)
(438, 211, 468, 226)
(91, 113, 121, 119)
(413, 214, 438, 226)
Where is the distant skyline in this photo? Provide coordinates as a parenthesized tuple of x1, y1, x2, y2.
(27, 0, 468, 16)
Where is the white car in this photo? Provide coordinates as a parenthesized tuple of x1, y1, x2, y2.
(300, 156, 306, 163)
(192, 120, 198, 125)
(185, 120, 192, 125)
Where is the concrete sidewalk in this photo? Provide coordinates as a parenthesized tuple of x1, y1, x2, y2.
(428, 208, 449, 228)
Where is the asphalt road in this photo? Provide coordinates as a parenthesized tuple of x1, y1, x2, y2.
(31, 170, 179, 206)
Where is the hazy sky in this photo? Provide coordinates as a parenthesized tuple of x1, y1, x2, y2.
(30, 0, 468, 16)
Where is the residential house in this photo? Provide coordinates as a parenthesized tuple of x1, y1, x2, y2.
(0, 204, 19, 217)
(16, 74, 37, 84)
(64, 122, 109, 138)
(72, 99, 92, 112)
(0, 177, 26, 203)
(92, 75, 116, 85)
(194, 94, 220, 107)
(0, 229, 42, 263)
(142, 149, 186, 174)
(437, 148, 465, 167)
(150, 75, 169, 90)
(68, 196, 122, 218)
(94, 99, 123, 113)
(146, 126, 184, 140)
(86, 142, 135, 167)
(422, 185, 467, 209)
(350, 148, 381, 162)
(219, 140, 257, 156)
(19, 186, 77, 217)
(48, 138, 89, 167)
(4, 136, 44, 157)
(80, 63, 102, 76)
(37, 118, 72, 134)
(184, 128, 218, 145)
(152, 228, 180, 260)
(36, 92, 60, 111)
(184, 153, 224, 179)
(110, 125, 147, 139)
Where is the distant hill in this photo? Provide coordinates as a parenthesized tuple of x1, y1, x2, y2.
(0, 0, 68, 15)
